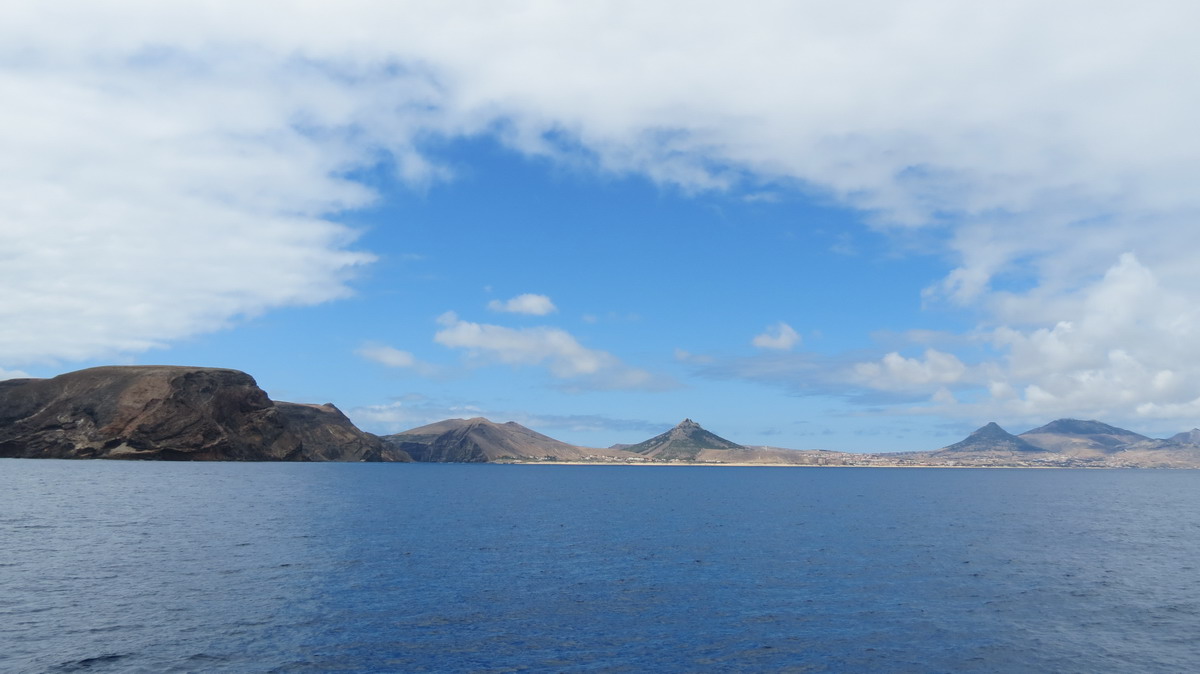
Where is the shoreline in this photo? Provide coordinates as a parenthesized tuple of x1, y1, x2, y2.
(492, 461, 1130, 469)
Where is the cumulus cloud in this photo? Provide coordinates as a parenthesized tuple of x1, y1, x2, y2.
(710, 254, 1200, 428)
(434, 312, 671, 391)
(696, 347, 972, 406)
(487, 293, 557, 315)
(970, 254, 1200, 423)
(752, 322, 801, 350)
(851, 349, 969, 393)
(356, 344, 419, 368)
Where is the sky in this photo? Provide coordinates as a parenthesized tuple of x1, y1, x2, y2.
(4, 1, 1200, 452)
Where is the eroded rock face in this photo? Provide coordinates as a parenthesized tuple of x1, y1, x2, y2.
(0, 366, 410, 462)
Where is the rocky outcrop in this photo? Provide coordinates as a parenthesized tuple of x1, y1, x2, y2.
(0, 366, 410, 462)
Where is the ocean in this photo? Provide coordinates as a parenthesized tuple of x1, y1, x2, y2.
(2, 461, 1197, 672)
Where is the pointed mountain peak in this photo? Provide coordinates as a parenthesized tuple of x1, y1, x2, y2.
(938, 422, 1046, 454)
(970, 422, 1013, 438)
(626, 419, 743, 460)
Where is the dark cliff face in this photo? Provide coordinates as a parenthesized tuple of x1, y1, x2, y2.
(0, 366, 410, 462)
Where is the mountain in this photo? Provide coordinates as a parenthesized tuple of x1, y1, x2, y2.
(624, 419, 744, 460)
(936, 422, 1048, 455)
(1018, 419, 1150, 457)
(0, 366, 408, 461)
(384, 417, 635, 462)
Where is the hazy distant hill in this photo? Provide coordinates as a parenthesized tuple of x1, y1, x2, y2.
(383, 417, 637, 462)
(625, 419, 744, 460)
(895, 418, 1200, 467)
(1018, 419, 1150, 457)
(1098, 427, 1200, 468)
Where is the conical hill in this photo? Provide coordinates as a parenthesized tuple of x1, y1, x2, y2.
(938, 422, 1047, 454)
(625, 419, 743, 460)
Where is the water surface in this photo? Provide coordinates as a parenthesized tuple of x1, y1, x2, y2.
(2, 461, 1197, 672)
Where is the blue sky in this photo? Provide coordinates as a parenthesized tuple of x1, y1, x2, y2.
(4, 2, 1200, 451)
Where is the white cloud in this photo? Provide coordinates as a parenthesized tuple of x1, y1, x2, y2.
(970, 254, 1200, 422)
(816, 254, 1200, 428)
(434, 311, 670, 391)
(487, 293, 557, 316)
(752, 322, 801, 351)
(356, 342, 439, 377)
(705, 252, 1200, 429)
(852, 349, 969, 393)
(356, 344, 418, 368)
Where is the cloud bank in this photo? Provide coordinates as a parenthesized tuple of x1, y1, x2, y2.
(5, 1, 1200, 425)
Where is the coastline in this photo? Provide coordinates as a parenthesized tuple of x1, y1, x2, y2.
(491, 460, 1124, 469)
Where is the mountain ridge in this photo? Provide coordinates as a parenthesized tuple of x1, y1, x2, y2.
(1018, 418, 1151, 457)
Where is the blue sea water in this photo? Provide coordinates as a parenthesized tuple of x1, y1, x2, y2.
(1, 462, 1198, 673)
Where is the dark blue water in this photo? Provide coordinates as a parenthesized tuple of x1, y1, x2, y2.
(2, 462, 1198, 673)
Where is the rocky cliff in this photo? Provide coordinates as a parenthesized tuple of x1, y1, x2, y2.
(0, 366, 410, 462)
